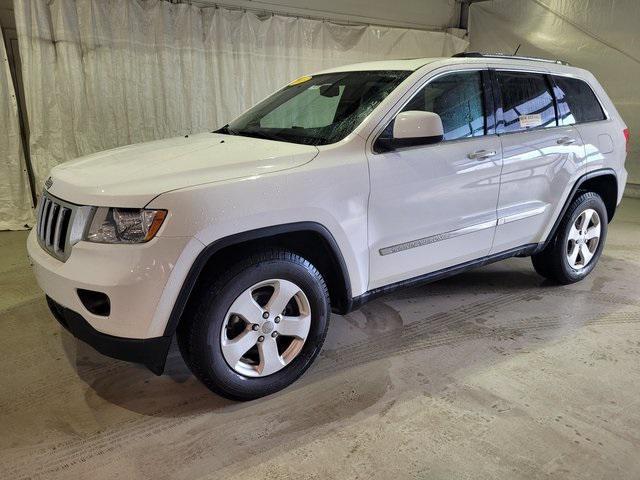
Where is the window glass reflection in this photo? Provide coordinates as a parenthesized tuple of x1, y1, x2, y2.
(401, 71, 486, 141)
(553, 76, 606, 125)
(496, 72, 556, 133)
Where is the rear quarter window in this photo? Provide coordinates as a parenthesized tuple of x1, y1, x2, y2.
(552, 76, 606, 125)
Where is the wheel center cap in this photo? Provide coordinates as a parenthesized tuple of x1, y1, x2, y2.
(262, 321, 274, 334)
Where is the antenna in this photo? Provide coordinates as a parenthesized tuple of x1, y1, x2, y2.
(513, 44, 521, 56)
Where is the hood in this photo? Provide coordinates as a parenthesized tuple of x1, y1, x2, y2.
(47, 133, 319, 207)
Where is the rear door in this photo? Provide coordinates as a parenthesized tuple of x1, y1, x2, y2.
(490, 69, 587, 253)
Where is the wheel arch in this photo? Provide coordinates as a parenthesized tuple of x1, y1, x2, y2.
(539, 168, 617, 251)
(577, 171, 618, 222)
(163, 222, 353, 337)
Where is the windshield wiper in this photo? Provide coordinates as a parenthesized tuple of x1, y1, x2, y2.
(215, 124, 238, 135)
(235, 130, 284, 142)
(215, 125, 283, 142)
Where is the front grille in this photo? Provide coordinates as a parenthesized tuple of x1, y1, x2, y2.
(37, 196, 71, 255)
(36, 192, 92, 262)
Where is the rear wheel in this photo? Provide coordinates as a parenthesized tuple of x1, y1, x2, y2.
(177, 249, 330, 401)
(531, 192, 607, 284)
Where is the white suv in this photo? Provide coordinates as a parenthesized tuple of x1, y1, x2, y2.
(28, 54, 628, 400)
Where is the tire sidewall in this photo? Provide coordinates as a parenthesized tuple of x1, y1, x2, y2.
(557, 194, 608, 282)
(197, 258, 329, 399)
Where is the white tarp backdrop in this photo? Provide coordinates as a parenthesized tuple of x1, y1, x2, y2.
(0, 29, 33, 230)
(11, 0, 468, 212)
(469, 0, 640, 188)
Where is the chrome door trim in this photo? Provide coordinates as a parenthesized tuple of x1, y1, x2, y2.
(556, 136, 577, 145)
(468, 149, 498, 160)
(497, 205, 548, 225)
(379, 219, 496, 256)
(379, 204, 549, 256)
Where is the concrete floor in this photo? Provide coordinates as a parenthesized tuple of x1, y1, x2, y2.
(1, 200, 640, 480)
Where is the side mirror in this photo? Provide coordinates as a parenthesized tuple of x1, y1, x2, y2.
(393, 111, 444, 145)
(375, 111, 444, 152)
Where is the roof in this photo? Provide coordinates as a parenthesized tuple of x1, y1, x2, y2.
(314, 55, 583, 76)
(452, 52, 570, 66)
(316, 58, 442, 74)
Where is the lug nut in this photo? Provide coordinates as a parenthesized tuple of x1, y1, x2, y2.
(252, 324, 259, 331)
(271, 331, 278, 338)
(262, 312, 269, 319)
(258, 336, 265, 342)
(274, 316, 281, 323)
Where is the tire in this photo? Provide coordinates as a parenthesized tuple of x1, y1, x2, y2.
(177, 249, 330, 401)
(531, 247, 554, 279)
(531, 191, 608, 284)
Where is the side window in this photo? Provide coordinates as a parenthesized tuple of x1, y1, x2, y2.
(552, 76, 606, 125)
(496, 71, 556, 133)
(400, 71, 486, 141)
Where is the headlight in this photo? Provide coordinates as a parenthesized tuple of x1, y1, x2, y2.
(86, 208, 167, 244)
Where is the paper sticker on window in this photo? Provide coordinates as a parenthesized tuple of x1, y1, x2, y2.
(519, 114, 542, 128)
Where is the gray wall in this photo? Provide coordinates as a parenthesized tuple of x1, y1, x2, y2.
(469, 0, 640, 195)
(3, 0, 461, 32)
(192, 0, 461, 30)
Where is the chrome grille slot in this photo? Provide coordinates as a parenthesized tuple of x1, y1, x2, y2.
(39, 198, 51, 239)
(46, 203, 59, 246)
(36, 192, 87, 262)
(54, 208, 71, 253)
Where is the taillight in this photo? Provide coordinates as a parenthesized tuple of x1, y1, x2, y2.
(624, 128, 630, 151)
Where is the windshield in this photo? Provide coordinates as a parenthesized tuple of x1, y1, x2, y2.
(221, 71, 411, 146)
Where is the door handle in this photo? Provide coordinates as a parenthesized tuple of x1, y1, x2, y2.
(467, 150, 497, 160)
(557, 136, 576, 146)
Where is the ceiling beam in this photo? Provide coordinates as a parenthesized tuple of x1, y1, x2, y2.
(458, 0, 493, 29)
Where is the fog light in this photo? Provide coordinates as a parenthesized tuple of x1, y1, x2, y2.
(77, 289, 111, 316)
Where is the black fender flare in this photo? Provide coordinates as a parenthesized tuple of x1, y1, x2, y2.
(162, 221, 352, 337)
(536, 167, 617, 252)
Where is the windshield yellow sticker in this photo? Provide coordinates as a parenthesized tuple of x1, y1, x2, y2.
(289, 75, 312, 86)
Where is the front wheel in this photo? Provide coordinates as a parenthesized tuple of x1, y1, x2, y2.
(177, 249, 330, 401)
(531, 191, 608, 284)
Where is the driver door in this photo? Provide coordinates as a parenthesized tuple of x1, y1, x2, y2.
(366, 69, 503, 289)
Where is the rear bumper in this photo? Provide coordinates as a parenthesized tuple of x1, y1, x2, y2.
(47, 296, 171, 374)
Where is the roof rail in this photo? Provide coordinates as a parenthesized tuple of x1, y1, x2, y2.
(452, 52, 570, 66)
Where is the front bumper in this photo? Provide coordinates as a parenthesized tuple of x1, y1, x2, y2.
(46, 296, 171, 374)
(27, 228, 198, 339)
(28, 227, 197, 373)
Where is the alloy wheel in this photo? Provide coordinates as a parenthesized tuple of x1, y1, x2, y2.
(566, 208, 601, 270)
(220, 279, 311, 377)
